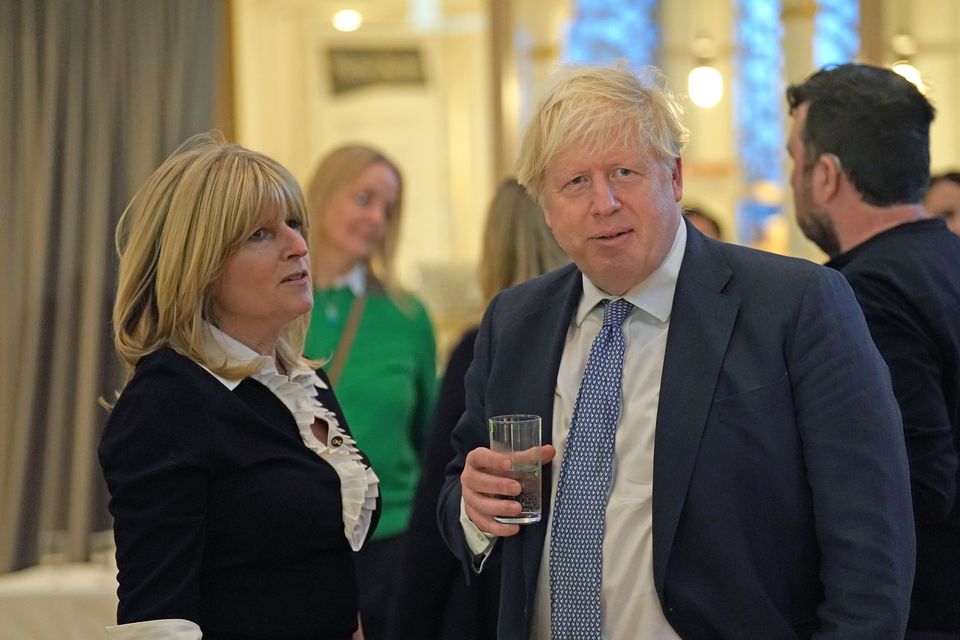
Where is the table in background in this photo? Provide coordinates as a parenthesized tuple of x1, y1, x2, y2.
(0, 562, 117, 640)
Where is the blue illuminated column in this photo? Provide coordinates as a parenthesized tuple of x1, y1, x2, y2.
(733, 0, 784, 244)
(814, 0, 860, 68)
(564, 0, 660, 68)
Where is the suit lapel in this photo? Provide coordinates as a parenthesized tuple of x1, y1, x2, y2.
(652, 227, 739, 593)
(514, 266, 583, 617)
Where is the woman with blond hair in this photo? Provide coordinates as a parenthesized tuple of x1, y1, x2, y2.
(304, 145, 437, 640)
(99, 132, 379, 640)
(390, 177, 568, 640)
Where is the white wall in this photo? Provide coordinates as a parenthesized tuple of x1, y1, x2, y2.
(232, 0, 492, 292)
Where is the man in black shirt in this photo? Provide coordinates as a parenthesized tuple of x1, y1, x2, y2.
(787, 63, 960, 638)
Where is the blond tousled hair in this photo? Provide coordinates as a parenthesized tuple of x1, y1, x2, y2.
(479, 178, 569, 304)
(305, 144, 404, 291)
(113, 131, 312, 383)
(515, 64, 689, 201)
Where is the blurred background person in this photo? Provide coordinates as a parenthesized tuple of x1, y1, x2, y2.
(925, 172, 960, 235)
(391, 177, 568, 640)
(100, 133, 379, 640)
(682, 204, 724, 240)
(304, 144, 437, 640)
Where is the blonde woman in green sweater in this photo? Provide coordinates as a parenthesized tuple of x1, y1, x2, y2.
(304, 145, 437, 640)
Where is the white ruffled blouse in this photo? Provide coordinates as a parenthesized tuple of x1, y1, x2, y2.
(199, 324, 380, 550)
(106, 325, 378, 639)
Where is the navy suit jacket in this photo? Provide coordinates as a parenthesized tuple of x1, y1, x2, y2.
(438, 221, 916, 639)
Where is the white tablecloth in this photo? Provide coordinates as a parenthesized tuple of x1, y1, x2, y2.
(0, 563, 117, 640)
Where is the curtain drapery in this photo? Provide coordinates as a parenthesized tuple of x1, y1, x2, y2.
(0, 0, 224, 572)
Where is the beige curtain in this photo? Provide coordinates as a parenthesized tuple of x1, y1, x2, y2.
(0, 0, 224, 572)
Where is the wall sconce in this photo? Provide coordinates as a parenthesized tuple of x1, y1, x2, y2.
(689, 65, 723, 108)
(688, 35, 723, 109)
(333, 9, 363, 32)
(892, 60, 925, 92)
(890, 32, 926, 93)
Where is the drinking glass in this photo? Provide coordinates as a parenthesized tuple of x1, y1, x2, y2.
(488, 414, 542, 524)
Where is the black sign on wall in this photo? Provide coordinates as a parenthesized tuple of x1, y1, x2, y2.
(327, 48, 426, 94)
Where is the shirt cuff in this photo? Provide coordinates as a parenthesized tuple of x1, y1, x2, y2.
(459, 496, 498, 572)
(105, 619, 202, 639)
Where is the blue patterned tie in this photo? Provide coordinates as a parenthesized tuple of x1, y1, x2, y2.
(549, 297, 632, 639)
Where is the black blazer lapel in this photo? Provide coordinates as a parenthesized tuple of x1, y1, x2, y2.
(652, 226, 739, 594)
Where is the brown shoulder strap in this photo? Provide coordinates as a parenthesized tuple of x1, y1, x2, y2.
(327, 294, 366, 387)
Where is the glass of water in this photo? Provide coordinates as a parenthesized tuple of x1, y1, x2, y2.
(488, 414, 542, 524)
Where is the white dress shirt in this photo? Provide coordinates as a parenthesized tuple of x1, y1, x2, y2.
(463, 221, 687, 639)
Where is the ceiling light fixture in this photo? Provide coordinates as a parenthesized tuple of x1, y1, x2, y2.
(332, 9, 363, 32)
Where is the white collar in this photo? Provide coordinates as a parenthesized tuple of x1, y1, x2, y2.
(576, 218, 686, 326)
(331, 263, 367, 297)
(192, 325, 375, 554)
(199, 323, 321, 390)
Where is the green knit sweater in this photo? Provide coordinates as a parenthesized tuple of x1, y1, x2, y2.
(304, 285, 437, 540)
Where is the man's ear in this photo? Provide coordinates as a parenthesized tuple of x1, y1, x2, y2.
(812, 153, 842, 204)
(671, 156, 683, 202)
(542, 205, 554, 230)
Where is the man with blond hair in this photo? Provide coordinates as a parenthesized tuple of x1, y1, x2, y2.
(438, 64, 915, 639)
